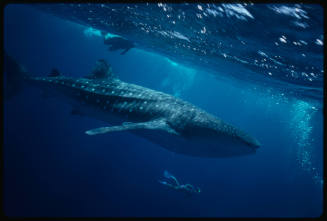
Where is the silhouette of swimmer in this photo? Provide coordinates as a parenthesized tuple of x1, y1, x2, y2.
(84, 59, 115, 80)
(158, 170, 201, 196)
(104, 37, 135, 55)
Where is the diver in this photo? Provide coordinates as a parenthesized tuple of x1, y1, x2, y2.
(158, 170, 201, 196)
(84, 59, 115, 79)
(104, 36, 135, 55)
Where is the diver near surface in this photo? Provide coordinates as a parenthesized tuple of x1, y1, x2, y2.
(84, 59, 115, 79)
(104, 36, 135, 55)
(158, 170, 201, 196)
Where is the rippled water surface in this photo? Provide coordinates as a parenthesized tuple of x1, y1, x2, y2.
(35, 3, 324, 100)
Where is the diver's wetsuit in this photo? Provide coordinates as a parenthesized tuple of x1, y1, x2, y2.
(104, 37, 135, 55)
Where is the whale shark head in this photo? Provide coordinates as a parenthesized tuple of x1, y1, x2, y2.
(167, 111, 261, 158)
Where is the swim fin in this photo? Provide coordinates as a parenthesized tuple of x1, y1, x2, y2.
(164, 170, 174, 179)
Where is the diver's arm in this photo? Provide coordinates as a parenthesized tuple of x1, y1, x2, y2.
(163, 170, 180, 187)
(158, 180, 175, 189)
(169, 176, 180, 187)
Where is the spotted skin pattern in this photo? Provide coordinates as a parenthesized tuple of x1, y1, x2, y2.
(25, 75, 260, 158)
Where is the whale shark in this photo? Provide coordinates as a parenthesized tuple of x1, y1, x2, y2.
(5, 53, 260, 158)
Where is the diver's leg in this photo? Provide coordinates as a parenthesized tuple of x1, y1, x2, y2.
(171, 177, 180, 187)
(164, 170, 180, 186)
(164, 170, 172, 178)
(158, 180, 175, 189)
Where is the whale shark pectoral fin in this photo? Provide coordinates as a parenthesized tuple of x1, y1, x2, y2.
(85, 125, 125, 135)
(85, 119, 179, 136)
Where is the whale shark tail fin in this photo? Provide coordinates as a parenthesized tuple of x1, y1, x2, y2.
(4, 52, 28, 99)
(84, 59, 117, 80)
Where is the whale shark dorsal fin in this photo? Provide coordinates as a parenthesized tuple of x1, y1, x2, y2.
(85, 119, 178, 136)
(84, 59, 117, 80)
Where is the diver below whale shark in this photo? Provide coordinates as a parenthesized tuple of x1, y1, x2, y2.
(5, 53, 260, 158)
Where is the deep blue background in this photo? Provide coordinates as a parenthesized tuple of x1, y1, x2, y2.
(3, 4, 323, 217)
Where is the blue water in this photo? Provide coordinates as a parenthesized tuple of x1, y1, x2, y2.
(3, 4, 324, 217)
